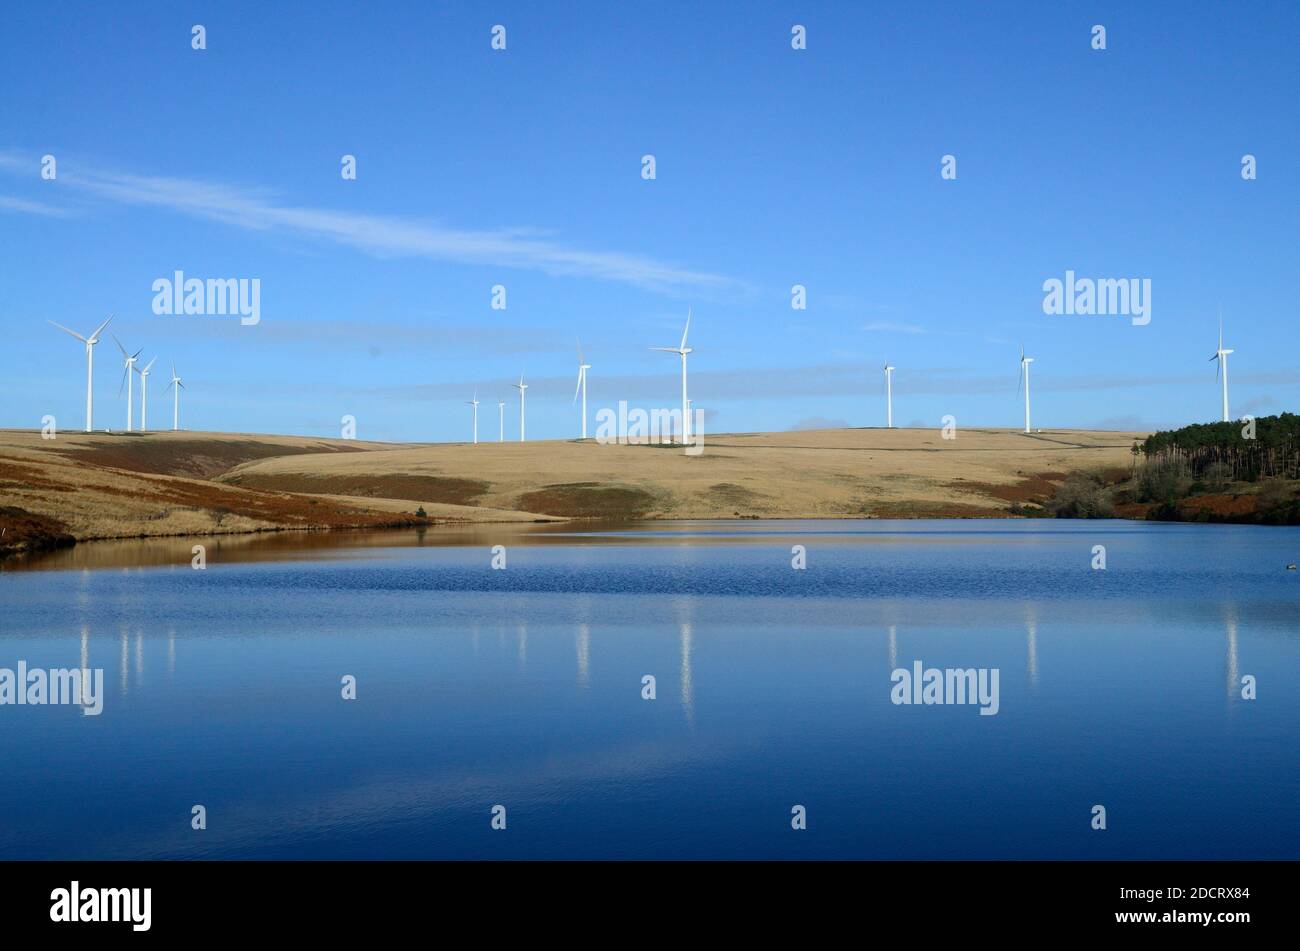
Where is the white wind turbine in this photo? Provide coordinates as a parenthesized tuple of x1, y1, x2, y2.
(574, 340, 591, 439)
(513, 374, 528, 442)
(650, 308, 693, 444)
(113, 335, 142, 432)
(883, 361, 895, 428)
(1017, 345, 1034, 434)
(134, 356, 157, 431)
(466, 389, 480, 444)
(497, 398, 505, 442)
(1211, 310, 1234, 422)
(48, 315, 113, 432)
(166, 361, 185, 431)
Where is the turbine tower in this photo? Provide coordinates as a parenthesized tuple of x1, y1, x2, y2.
(467, 389, 480, 444)
(166, 361, 185, 431)
(113, 336, 141, 432)
(883, 361, 895, 428)
(135, 356, 156, 431)
(574, 340, 591, 439)
(49, 315, 113, 432)
(513, 375, 528, 442)
(1017, 345, 1034, 434)
(497, 398, 505, 442)
(1211, 311, 1234, 422)
(651, 308, 693, 444)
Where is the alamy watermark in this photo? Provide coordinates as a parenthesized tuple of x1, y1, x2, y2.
(595, 401, 704, 455)
(152, 270, 260, 325)
(890, 660, 1000, 715)
(0, 662, 104, 715)
(1042, 270, 1150, 326)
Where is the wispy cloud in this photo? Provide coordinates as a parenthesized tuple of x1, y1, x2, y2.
(861, 319, 1012, 345)
(344, 365, 1300, 403)
(0, 152, 741, 294)
(862, 321, 926, 335)
(0, 194, 76, 217)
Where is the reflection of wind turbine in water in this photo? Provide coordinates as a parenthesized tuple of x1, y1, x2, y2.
(887, 624, 897, 671)
(1025, 604, 1038, 687)
(517, 622, 527, 672)
(1225, 610, 1239, 702)
(576, 623, 590, 687)
(679, 620, 694, 726)
(80, 626, 90, 711)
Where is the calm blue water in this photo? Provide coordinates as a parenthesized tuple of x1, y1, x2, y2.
(2, 519, 1298, 859)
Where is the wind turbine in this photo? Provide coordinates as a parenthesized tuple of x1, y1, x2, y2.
(113, 336, 141, 432)
(48, 315, 113, 432)
(574, 340, 591, 439)
(883, 361, 895, 428)
(650, 308, 693, 444)
(1211, 310, 1234, 422)
(165, 361, 184, 431)
(467, 389, 480, 444)
(513, 375, 528, 442)
(1017, 345, 1034, 434)
(134, 356, 157, 431)
(497, 398, 505, 442)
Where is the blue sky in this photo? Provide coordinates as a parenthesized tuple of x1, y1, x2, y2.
(2, 1, 1297, 441)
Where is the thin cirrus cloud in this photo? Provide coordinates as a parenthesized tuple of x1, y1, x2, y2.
(0, 152, 742, 294)
(0, 194, 77, 217)
(862, 320, 1014, 346)
(340, 364, 1300, 403)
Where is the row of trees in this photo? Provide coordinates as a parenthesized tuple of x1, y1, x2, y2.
(1137, 413, 1300, 481)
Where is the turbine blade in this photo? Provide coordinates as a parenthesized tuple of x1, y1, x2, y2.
(573, 369, 584, 403)
(142, 356, 157, 373)
(89, 314, 114, 340)
(48, 320, 87, 343)
(118, 366, 128, 397)
(112, 334, 128, 358)
(680, 308, 692, 350)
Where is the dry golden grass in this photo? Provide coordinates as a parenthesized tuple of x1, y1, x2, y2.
(0, 425, 1146, 555)
(219, 426, 1147, 519)
(0, 429, 555, 551)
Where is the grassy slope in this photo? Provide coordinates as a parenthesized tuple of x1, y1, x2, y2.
(0, 426, 1146, 556)
(218, 427, 1145, 519)
(0, 430, 557, 554)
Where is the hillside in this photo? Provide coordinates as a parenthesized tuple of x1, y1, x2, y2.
(0, 426, 1146, 558)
